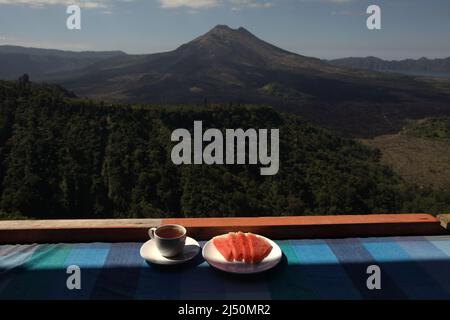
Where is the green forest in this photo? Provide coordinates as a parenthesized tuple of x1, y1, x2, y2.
(0, 78, 449, 219)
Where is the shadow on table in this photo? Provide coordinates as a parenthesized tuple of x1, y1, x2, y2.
(2, 251, 450, 300)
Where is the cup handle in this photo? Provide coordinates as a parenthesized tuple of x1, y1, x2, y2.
(149, 228, 156, 239)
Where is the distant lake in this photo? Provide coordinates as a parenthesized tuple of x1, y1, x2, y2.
(381, 69, 450, 79)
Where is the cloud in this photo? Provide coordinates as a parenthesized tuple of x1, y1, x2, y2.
(158, 0, 273, 10)
(325, 0, 353, 3)
(230, 0, 272, 10)
(0, 0, 274, 11)
(0, 0, 128, 10)
(158, 0, 220, 9)
(331, 10, 364, 16)
(300, 0, 354, 3)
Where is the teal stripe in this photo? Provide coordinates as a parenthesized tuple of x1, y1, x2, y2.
(362, 238, 449, 299)
(2, 244, 72, 299)
(290, 239, 362, 300)
(266, 241, 315, 300)
(58, 243, 111, 300)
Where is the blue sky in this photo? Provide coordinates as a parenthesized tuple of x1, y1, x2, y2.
(0, 0, 449, 59)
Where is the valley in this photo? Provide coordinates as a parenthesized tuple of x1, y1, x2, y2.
(0, 25, 449, 219)
(2, 25, 450, 138)
(1, 80, 449, 219)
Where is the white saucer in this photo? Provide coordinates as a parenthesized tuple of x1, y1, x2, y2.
(202, 234, 282, 274)
(140, 236, 200, 265)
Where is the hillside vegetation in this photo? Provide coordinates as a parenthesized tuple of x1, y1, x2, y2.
(363, 117, 450, 192)
(402, 117, 450, 141)
(0, 79, 449, 219)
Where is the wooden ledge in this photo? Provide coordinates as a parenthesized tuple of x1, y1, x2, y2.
(0, 214, 447, 244)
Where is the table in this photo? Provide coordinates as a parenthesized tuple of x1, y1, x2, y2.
(1, 236, 450, 300)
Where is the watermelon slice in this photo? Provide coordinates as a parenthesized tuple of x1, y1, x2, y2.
(238, 232, 252, 263)
(246, 233, 272, 263)
(213, 232, 273, 264)
(213, 235, 234, 261)
(228, 232, 243, 261)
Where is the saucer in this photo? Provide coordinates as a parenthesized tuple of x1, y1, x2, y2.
(140, 236, 200, 265)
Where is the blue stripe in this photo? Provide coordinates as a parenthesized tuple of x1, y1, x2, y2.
(181, 261, 229, 300)
(290, 239, 361, 300)
(426, 235, 450, 257)
(395, 237, 450, 297)
(361, 237, 449, 299)
(90, 243, 142, 299)
(134, 257, 182, 299)
(327, 238, 406, 299)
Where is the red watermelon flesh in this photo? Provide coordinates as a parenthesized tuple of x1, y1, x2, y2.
(213, 235, 234, 262)
(213, 232, 273, 264)
(237, 232, 252, 263)
(246, 233, 272, 263)
(228, 232, 243, 261)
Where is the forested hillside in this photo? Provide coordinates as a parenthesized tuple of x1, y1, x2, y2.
(0, 79, 448, 219)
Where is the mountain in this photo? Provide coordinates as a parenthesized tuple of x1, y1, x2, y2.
(328, 56, 450, 78)
(2, 26, 450, 137)
(57, 25, 351, 102)
(1, 79, 449, 219)
(0, 45, 126, 80)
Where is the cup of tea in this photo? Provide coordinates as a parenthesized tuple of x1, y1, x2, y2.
(149, 224, 187, 257)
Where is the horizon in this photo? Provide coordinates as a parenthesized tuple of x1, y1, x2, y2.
(1, 24, 449, 62)
(1, 1, 450, 60)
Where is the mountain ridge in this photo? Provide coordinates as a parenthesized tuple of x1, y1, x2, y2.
(0, 45, 126, 80)
(328, 56, 450, 77)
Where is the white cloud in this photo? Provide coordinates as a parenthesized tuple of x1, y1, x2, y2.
(0, 0, 274, 11)
(158, 0, 220, 9)
(325, 0, 353, 3)
(158, 0, 273, 10)
(230, 0, 272, 10)
(300, 0, 354, 3)
(0, 0, 129, 9)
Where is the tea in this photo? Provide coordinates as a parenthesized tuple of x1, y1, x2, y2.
(156, 227, 184, 239)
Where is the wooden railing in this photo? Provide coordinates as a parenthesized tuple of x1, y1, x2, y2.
(0, 213, 448, 244)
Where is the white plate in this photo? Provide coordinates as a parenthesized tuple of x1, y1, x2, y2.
(140, 236, 200, 265)
(202, 234, 282, 274)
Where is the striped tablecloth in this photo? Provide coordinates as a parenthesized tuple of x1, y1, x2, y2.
(1, 235, 450, 300)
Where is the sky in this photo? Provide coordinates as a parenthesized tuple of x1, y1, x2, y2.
(0, 0, 450, 60)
